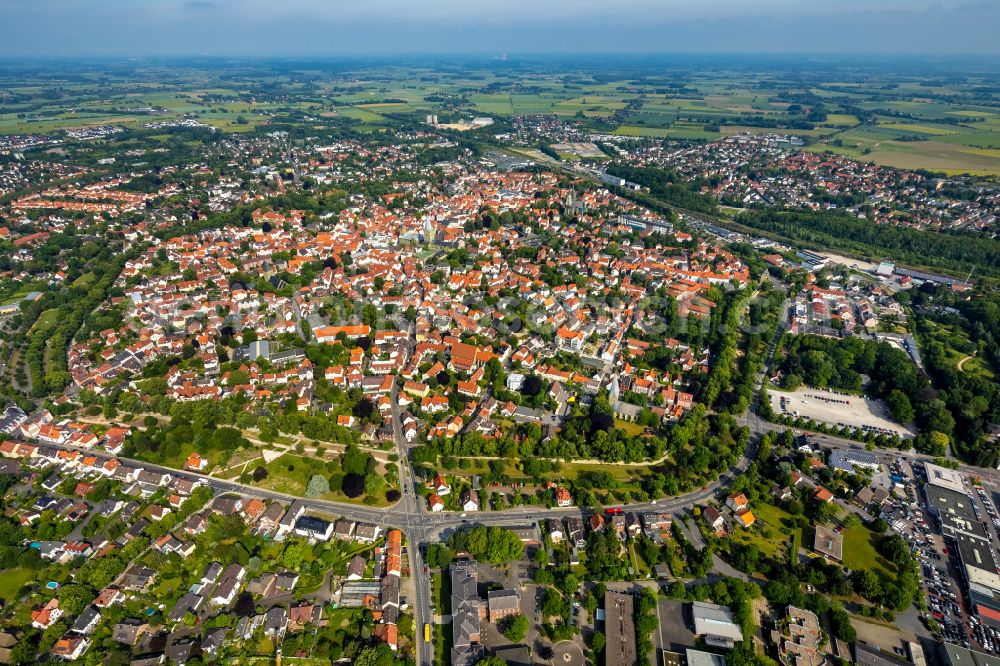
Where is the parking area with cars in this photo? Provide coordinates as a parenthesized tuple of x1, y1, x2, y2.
(770, 386, 913, 438)
(869, 458, 979, 649)
(964, 482, 1000, 653)
(917, 463, 1000, 655)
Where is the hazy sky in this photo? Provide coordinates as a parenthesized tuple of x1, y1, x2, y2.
(1, 0, 997, 57)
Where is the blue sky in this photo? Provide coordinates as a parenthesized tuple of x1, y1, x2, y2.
(1, 0, 997, 57)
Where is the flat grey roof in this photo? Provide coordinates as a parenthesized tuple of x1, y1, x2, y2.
(925, 484, 989, 539)
(925, 462, 966, 494)
(855, 643, 911, 666)
(604, 592, 637, 666)
(940, 642, 1000, 666)
(687, 649, 727, 666)
(691, 602, 743, 642)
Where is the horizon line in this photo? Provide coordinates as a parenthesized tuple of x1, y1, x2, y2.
(2, 52, 1000, 61)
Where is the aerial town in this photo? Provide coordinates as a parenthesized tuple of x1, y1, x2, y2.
(0, 47, 999, 666)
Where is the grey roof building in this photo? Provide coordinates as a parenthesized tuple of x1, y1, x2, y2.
(263, 606, 287, 640)
(71, 606, 101, 635)
(828, 449, 879, 473)
(112, 621, 149, 646)
(938, 642, 1000, 666)
(450, 560, 484, 666)
(692, 601, 744, 648)
(813, 524, 844, 562)
(604, 591, 637, 666)
(687, 649, 727, 666)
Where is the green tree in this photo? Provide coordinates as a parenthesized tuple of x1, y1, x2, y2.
(814, 500, 840, 524)
(926, 431, 950, 456)
(501, 614, 529, 643)
(306, 474, 330, 498)
(886, 389, 914, 424)
(448, 526, 523, 566)
(829, 606, 857, 643)
(476, 657, 509, 666)
(354, 643, 395, 666)
(364, 472, 385, 496)
(102, 396, 118, 419)
(282, 543, 305, 569)
(851, 568, 881, 601)
(426, 544, 453, 569)
(57, 583, 93, 616)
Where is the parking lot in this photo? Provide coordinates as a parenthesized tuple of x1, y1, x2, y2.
(770, 386, 913, 438)
(656, 598, 695, 653)
(885, 461, 969, 647)
(971, 482, 1000, 544)
(968, 482, 1000, 653)
(909, 463, 1000, 654)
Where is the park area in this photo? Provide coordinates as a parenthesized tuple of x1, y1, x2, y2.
(233, 452, 393, 507)
(770, 386, 913, 438)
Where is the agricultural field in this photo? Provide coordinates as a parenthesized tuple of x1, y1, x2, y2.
(615, 124, 722, 140)
(809, 131, 1000, 175)
(1, 58, 999, 175)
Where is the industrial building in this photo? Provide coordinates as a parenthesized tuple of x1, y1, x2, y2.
(691, 601, 744, 649)
(923, 463, 1000, 631)
(604, 591, 637, 666)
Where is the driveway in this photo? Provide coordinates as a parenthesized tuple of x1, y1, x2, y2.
(673, 514, 705, 549)
(711, 554, 749, 581)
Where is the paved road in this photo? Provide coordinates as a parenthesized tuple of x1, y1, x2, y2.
(386, 320, 435, 666)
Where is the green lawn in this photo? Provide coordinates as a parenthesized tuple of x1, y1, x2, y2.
(959, 355, 994, 380)
(431, 571, 451, 615)
(630, 542, 652, 576)
(614, 418, 647, 437)
(32, 309, 59, 332)
(444, 458, 650, 485)
(247, 453, 390, 506)
(730, 501, 807, 560)
(0, 568, 35, 600)
(72, 272, 97, 289)
(433, 622, 453, 666)
(151, 574, 183, 599)
(0, 286, 40, 307)
(842, 524, 897, 577)
(920, 319, 994, 380)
